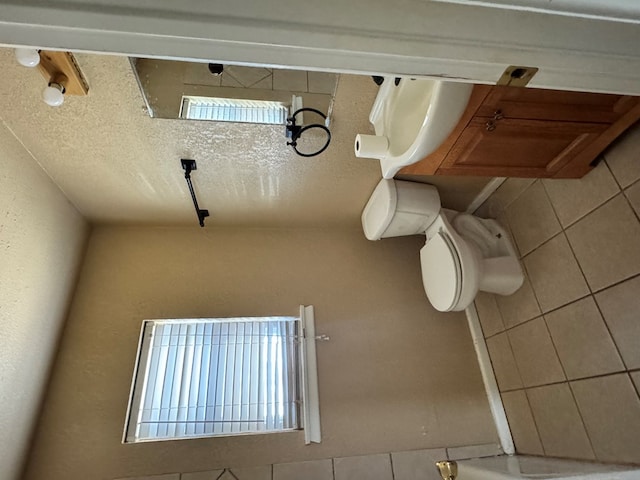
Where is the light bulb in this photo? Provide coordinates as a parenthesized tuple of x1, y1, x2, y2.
(43, 84, 65, 107)
(15, 48, 40, 67)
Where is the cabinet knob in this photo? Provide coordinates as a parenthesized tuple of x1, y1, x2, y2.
(485, 121, 496, 132)
(493, 110, 504, 121)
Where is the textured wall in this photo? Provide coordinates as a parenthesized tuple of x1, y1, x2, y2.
(24, 226, 496, 480)
(0, 119, 88, 480)
(0, 49, 489, 228)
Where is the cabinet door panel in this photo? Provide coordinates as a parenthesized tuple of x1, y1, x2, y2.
(476, 86, 633, 123)
(438, 118, 608, 178)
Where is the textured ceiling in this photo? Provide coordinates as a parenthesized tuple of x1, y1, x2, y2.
(0, 49, 382, 227)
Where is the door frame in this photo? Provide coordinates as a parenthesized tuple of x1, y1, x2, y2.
(1, 0, 640, 94)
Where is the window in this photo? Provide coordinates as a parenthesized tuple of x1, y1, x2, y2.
(179, 96, 288, 125)
(123, 306, 320, 444)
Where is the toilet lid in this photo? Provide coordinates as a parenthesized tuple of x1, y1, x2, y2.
(420, 232, 463, 312)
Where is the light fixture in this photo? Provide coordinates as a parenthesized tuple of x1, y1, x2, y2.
(43, 79, 66, 107)
(14, 49, 88, 107)
(208, 63, 224, 76)
(15, 48, 41, 68)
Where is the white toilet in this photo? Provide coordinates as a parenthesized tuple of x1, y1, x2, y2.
(362, 178, 524, 312)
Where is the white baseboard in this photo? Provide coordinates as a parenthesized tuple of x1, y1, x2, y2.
(466, 177, 506, 214)
(465, 303, 515, 455)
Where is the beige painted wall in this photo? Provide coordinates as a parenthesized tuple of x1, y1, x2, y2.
(0, 120, 88, 480)
(24, 226, 496, 480)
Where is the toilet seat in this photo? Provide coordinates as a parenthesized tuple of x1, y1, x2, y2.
(421, 213, 482, 312)
(420, 231, 463, 312)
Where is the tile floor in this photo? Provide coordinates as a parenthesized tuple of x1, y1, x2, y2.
(475, 122, 640, 465)
(115, 444, 502, 480)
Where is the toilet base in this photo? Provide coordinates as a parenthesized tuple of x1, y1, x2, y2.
(452, 214, 524, 298)
(480, 256, 524, 295)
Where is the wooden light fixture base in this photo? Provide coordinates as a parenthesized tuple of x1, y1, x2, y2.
(37, 51, 89, 95)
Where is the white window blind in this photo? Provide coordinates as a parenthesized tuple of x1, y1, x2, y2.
(180, 96, 288, 125)
(124, 317, 300, 443)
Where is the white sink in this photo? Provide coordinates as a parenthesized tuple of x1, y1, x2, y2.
(355, 77, 473, 178)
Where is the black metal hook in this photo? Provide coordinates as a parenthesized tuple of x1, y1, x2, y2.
(181, 159, 210, 227)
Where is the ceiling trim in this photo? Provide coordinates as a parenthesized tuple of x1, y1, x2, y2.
(1, 1, 640, 93)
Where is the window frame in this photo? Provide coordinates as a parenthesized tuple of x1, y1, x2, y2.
(179, 95, 289, 125)
(122, 305, 320, 444)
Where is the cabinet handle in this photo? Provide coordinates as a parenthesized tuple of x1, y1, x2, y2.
(485, 120, 496, 131)
(493, 110, 504, 121)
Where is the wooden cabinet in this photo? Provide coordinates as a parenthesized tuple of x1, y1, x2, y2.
(399, 85, 640, 179)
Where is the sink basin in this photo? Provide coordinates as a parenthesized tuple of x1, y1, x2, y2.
(355, 77, 473, 178)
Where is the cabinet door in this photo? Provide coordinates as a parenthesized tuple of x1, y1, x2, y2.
(476, 86, 635, 123)
(437, 117, 608, 178)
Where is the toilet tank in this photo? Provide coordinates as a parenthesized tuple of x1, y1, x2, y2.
(362, 179, 441, 240)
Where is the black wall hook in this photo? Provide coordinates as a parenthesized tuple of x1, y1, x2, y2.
(181, 159, 210, 227)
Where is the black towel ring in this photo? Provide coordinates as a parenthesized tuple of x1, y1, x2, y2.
(286, 107, 332, 157)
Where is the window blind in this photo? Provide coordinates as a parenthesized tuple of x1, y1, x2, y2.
(180, 96, 288, 125)
(125, 317, 300, 442)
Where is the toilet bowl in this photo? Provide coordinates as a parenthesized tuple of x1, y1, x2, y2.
(362, 178, 523, 312)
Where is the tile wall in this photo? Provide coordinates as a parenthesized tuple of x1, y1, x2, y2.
(183, 64, 338, 95)
(475, 123, 640, 465)
(114, 444, 502, 480)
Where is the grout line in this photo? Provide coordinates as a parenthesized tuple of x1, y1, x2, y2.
(497, 314, 542, 337)
(501, 178, 538, 213)
(331, 457, 335, 480)
(519, 245, 546, 314)
(540, 161, 622, 231)
(389, 453, 395, 480)
(503, 320, 526, 392)
(549, 198, 628, 303)
(566, 380, 598, 460)
(511, 179, 562, 258)
(539, 177, 568, 230)
(507, 314, 567, 388)
(629, 372, 640, 403)
(540, 307, 574, 384)
(559, 230, 594, 297)
(602, 154, 625, 192)
(499, 386, 527, 393)
(516, 370, 635, 390)
(592, 294, 633, 372)
(589, 270, 640, 296)
(477, 296, 507, 340)
(521, 387, 547, 456)
(622, 185, 640, 225)
(519, 230, 563, 262)
(496, 279, 598, 336)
